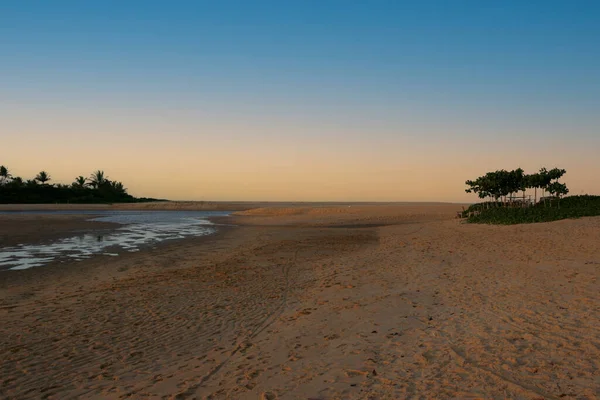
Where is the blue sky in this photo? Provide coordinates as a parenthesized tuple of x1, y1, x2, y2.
(1, 1, 599, 200)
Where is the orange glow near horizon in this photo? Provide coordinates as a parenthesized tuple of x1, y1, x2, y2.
(2, 106, 599, 202)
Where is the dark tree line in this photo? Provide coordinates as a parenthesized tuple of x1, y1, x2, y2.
(465, 167, 569, 207)
(0, 166, 153, 204)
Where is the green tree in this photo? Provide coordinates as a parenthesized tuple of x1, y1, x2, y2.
(35, 171, 51, 185)
(0, 166, 147, 204)
(547, 181, 569, 197)
(9, 176, 23, 187)
(466, 177, 491, 206)
(508, 168, 526, 205)
(546, 168, 568, 207)
(526, 173, 543, 204)
(547, 168, 567, 181)
(0, 165, 10, 185)
(73, 176, 87, 188)
(88, 170, 107, 188)
(467, 167, 568, 208)
(111, 181, 126, 194)
(537, 168, 553, 206)
(466, 170, 507, 208)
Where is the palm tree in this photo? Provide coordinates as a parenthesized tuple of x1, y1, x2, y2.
(111, 181, 126, 194)
(0, 165, 10, 185)
(88, 170, 107, 188)
(73, 176, 87, 188)
(35, 171, 51, 185)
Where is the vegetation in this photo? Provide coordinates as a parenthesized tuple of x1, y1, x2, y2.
(35, 171, 51, 185)
(465, 167, 568, 205)
(464, 195, 600, 225)
(0, 165, 164, 204)
(463, 167, 600, 224)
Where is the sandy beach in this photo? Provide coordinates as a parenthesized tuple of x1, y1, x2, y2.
(1, 204, 600, 399)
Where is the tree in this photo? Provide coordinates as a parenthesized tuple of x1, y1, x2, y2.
(88, 170, 107, 188)
(0, 166, 143, 204)
(535, 167, 568, 206)
(466, 177, 491, 206)
(547, 181, 569, 197)
(9, 176, 23, 187)
(537, 168, 553, 206)
(547, 182, 569, 208)
(546, 168, 568, 207)
(526, 173, 543, 204)
(0, 165, 10, 185)
(73, 176, 87, 188)
(466, 170, 510, 208)
(466, 167, 568, 208)
(486, 169, 512, 205)
(547, 168, 567, 182)
(110, 181, 126, 194)
(35, 171, 51, 185)
(507, 168, 526, 205)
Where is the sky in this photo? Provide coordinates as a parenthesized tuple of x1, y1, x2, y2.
(1, 1, 599, 201)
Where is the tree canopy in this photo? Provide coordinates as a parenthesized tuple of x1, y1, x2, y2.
(35, 171, 51, 184)
(0, 166, 161, 204)
(465, 167, 568, 205)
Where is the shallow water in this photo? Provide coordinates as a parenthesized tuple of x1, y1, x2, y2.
(0, 211, 229, 271)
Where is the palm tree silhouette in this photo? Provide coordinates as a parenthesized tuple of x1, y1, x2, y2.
(35, 171, 51, 185)
(111, 181, 126, 194)
(74, 176, 87, 188)
(0, 165, 10, 185)
(88, 170, 107, 188)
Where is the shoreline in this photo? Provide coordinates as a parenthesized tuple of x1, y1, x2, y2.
(0, 223, 236, 288)
(0, 200, 466, 212)
(0, 211, 235, 272)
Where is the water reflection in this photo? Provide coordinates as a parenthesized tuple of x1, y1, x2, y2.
(0, 211, 229, 271)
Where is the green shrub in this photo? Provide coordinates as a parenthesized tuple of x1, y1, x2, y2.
(465, 195, 600, 225)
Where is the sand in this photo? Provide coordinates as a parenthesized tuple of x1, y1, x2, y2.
(1, 204, 600, 399)
(0, 214, 118, 247)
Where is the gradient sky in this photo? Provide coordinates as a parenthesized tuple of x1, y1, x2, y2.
(2, 1, 599, 201)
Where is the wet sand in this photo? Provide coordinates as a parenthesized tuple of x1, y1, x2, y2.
(0, 214, 118, 247)
(2, 204, 600, 399)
